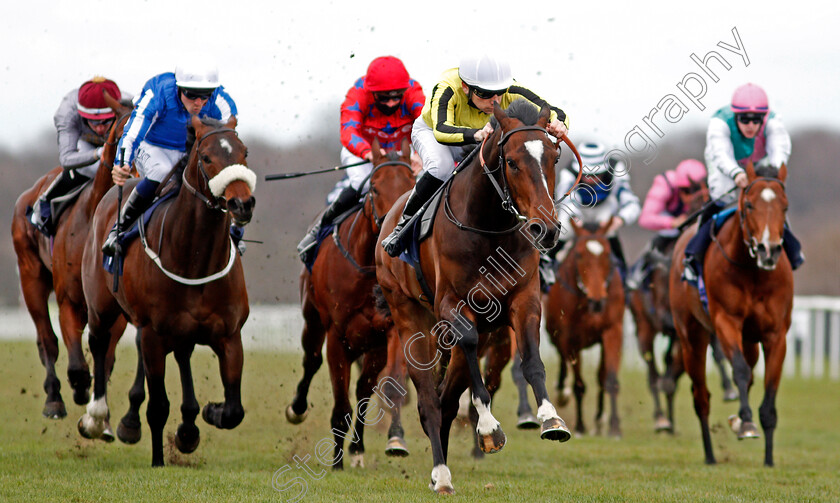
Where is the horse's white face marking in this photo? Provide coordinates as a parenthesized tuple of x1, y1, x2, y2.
(760, 187, 776, 202)
(523, 139, 555, 216)
(472, 394, 500, 435)
(219, 138, 233, 155)
(586, 239, 605, 256)
(537, 398, 560, 422)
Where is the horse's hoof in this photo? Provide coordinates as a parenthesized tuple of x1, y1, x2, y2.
(540, 417, 571, 442)
(384, 436, 409, 457)
(285, 404, 308, 425)
(477, 426, 506, 454)
(101, 421, 116, 443)
(429, 465, 454, 494)
(117, 418, 142, 444)
(350, 453, 364, 468)
(42, 401, 67, 420)
(516, 412, 540, 429)
(723, 388, 739, 402)
(728, 414, 742, 433)
(609, 428, 622, 439)
(175, 423, 201, 454)
(654, 416, 673, 433)
(77, 415, 103, 440)
(738, 422, 760, 440)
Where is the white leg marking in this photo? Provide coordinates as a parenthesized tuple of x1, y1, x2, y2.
(472, 394, 500, 435)
(430, 464, 453, 492)
(87, 395, 109, 421)
(350, 453, 365, 468)
(537, 398, 560, 422)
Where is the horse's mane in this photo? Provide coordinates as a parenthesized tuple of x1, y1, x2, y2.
(198, 116, 226, 129)
(581, 222, 602, 233)
(489, 99, 541, 128)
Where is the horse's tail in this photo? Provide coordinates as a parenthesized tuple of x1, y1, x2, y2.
(373, 284, 391, 317)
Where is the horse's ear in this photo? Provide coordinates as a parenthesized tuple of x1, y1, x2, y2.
(371, 137, 382, 163)
(537, 106, 550, 128)
(492, 102, 513, 130)
(569, 217, 582, 234)
(400, 136, 411, 158)
(191, 114, 206, 137)
(778, 163, 787, 182)
(225, 116, 238, 129)
(598, 219, 612, 235)
(744, 161, 757, 181)
(103, 90, 122, 114)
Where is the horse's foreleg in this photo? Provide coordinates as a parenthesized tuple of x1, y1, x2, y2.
(19, 259, 64, 418)
(141, 328, 170, 467)
(759, 336, 786, 467)
(438, 348, 472, 458)
(511, 354, 538, 428)
(383, 327, 409, 457)
(571, 354, 587, 435)
(710, 333, 737, 401)
(117, 328, 145, 444)
(202, 332, 244, 431)
(601, 326, 623, 438)
(679, 322, 715, 464)
(514, 307, 570, 443)
(173, 344, 201, 455)
(77, 315, 117, 443)
(662, 337, 684, 432)
(348, 346, 387, 468)
(727, 343, 761, 440)
(57, 299, 91, 406)
(325, 332, 353, 470)
(287, 304, 325, 424)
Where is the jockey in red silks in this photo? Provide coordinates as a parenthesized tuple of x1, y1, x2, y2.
(297, 56, 425, 263)
(682, 83, 803, 283)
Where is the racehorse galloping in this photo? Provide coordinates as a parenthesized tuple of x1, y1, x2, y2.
(79, 116, 256, 466)
(11, 94, 131, 421)
(670, 162, 793, 466)
(376, 101, 571, 494)
(286, 139, 416, 468)
(545, 220, 624, 437)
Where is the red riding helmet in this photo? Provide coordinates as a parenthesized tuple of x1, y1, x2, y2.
(77, 77, 121, 120)
(364, 56, 410, 92)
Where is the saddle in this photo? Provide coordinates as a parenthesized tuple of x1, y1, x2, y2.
(302, 203, 364, 273)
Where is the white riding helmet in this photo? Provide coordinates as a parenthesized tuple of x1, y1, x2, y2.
(570, 141, 612, 175)
(175, 62, 220, 89)
(458, 55, 513, 91)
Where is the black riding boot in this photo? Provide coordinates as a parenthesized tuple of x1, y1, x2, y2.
(682, 202, 724, 282)
(608, 236, 628, 284)
(101, 189, 156, 257)
(297, 186, 360, 263)
(381, 172, 444, 257)
(29, 170, 90, 236)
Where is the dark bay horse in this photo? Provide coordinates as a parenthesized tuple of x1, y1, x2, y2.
(627, 180, 736, 433)
(11, 93, 132, 421)
(544, 220, 624, 437)
(79, 116, 256, 466)
(375, 101, 570, 494)
(286, 138, 416, 468)
(670, 162, 793, 466)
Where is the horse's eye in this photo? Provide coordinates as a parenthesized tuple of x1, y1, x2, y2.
(202, 154, 212, 164)
(744, 201, 753, 210)
(244, 149, 249, 158)
(506, 158, 518, 171)
(554, 156, 560, 165)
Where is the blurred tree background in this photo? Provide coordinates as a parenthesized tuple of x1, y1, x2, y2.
(2, 123, 838, 306)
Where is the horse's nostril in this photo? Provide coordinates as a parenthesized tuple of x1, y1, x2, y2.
(529, 223, 543, 237)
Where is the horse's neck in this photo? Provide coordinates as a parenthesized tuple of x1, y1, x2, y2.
(717, 216, 752, 263)
(340, 202, 377, 266)
(87, 147, 117, 215)
(451, 152, 521, 239)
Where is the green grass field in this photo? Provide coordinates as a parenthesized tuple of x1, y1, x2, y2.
(0, 340, 838, 502)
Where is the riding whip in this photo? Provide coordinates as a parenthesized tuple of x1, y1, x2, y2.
(112, 148, 125, 293)
(264, 160, 369, 180)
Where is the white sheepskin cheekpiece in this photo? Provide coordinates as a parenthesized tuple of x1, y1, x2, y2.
(208, 164, 257, 198)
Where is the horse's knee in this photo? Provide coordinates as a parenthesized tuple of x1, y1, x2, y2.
(605, 373, 619, 394)
(759, 402, 777, 430)
(573, 380, 586, 397)
(731, 351, 752, 385)
(147, 395, 170, 428)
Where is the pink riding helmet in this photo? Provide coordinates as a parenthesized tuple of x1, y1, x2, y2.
(731, 83, 769, 114)
(672, 159, 706, 188)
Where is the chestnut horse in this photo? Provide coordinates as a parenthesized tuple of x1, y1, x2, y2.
(544, 220, 624, 437)
(627, 180, 736, 433)
(286, 138, 415, 468)
(670, 162, 793, 466)
(79, 116, 256, 466)
(376, 101, 570, 494)
(11, 94, 132, 421)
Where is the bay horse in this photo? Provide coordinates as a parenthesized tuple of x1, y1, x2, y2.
(375, 101, 570, 494)
(79, 116, 256, 466)
(627, 180, 736, 433)
(544, 219, 624, 437)
(286, 138, 416, 468)
(10, 93, 132, 422)
(670, 162, 793, 466)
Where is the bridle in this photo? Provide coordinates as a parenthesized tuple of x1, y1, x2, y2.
(363, 159, 413, 230)
(181, 128, 241, 211)
(738, 176, 786, 260)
